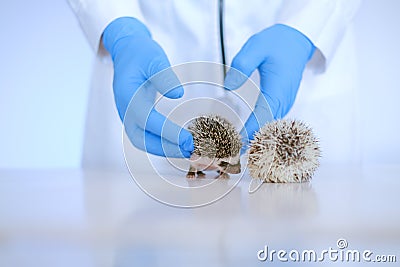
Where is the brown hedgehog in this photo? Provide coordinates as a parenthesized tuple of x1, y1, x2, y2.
(187, 115, 242, 178)
(248, 119, 321, 183)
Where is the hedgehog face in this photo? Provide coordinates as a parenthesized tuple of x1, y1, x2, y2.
(216, 153, 241, 174)
(188, 115, 243, 177)
(189, 153, 241, 174)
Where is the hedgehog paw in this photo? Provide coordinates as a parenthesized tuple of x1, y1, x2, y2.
(218, 172, 230, 179)
(196, 171, 206, 177)
(186, 172, 196, 179)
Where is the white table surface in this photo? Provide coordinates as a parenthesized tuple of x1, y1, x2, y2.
(1, 164, 399, 266)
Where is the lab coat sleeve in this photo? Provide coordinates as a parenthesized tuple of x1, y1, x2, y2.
(67, 0, 145, 55)
(277, 0, 361, 73)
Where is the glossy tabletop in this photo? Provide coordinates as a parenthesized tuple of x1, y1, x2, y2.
(1, 164, 399, 266)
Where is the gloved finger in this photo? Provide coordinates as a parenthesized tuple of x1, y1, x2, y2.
(239, 94, 274, 154)
(112, 41, 183, 120)
(259, 63, 299, 119)
(126, 83, 194, 152)
(125, 123, 192, 158)
(224, 35, 265, 90)
(114, 61, 182, 118)
(145, 109, 194, 152)
(113, 75, 148, 121)
(146, 47, 184, 99)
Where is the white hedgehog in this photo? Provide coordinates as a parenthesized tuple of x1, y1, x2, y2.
(248, 119, 321, 183)
(187, 115, 242, 178)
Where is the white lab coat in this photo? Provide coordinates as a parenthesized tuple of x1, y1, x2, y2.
(68, 0, 361, 171)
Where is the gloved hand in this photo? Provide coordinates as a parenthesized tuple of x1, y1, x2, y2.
(102, 17, 194, 157)
(224, 24, 315, 146)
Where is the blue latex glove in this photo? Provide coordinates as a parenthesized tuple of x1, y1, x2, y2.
(224, 24, 315, 146)
(102, 17, 194, 157)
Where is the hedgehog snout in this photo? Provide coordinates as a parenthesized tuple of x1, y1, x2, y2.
(218, 160, 241, 174)
(225, 162, 241, 174)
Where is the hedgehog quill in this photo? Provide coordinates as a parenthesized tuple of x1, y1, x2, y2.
(186, 115, 242, 178)
(248, 119, 321, 183)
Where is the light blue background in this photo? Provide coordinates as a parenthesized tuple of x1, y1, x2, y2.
(0, 0, 399, 168)
(0, 0, 92, 168)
